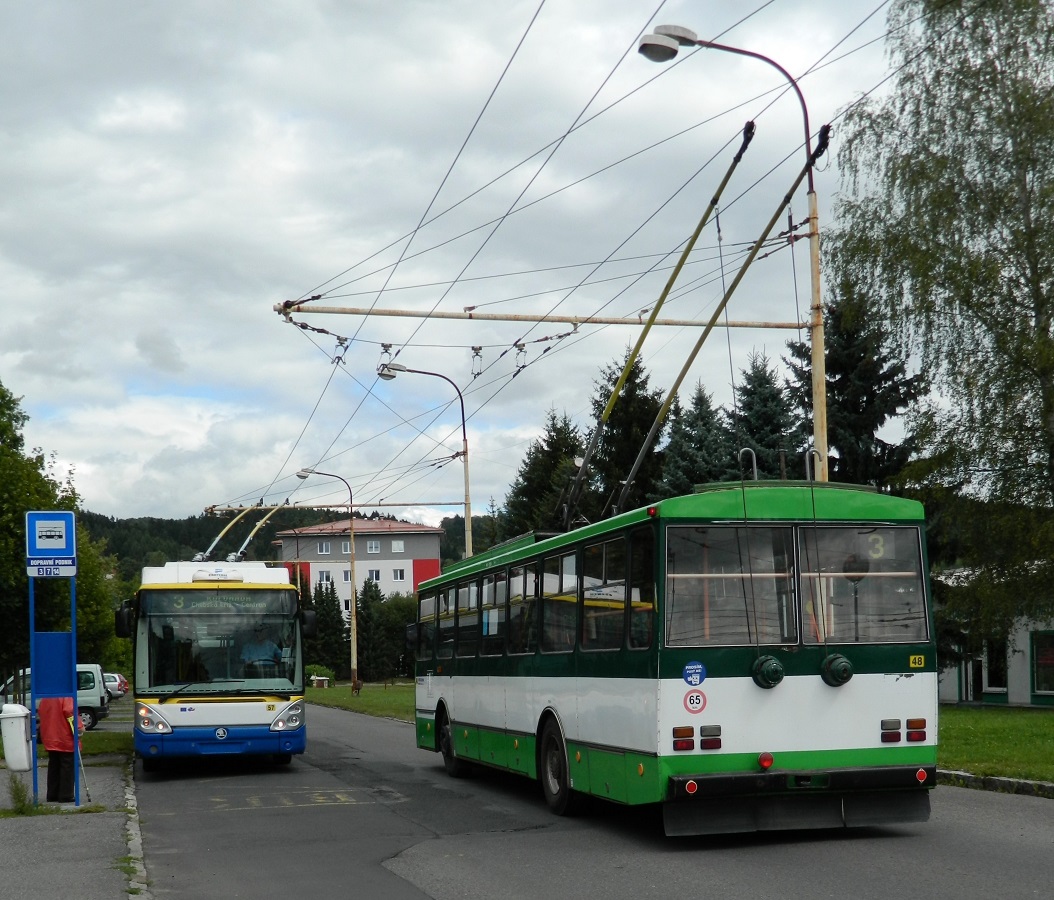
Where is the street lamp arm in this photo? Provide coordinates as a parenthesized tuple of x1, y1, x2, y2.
(376, 362, 474, 557)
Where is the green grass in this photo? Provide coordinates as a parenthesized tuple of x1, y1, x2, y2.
(937, 705, 1054, 782)
(306, 680, 415, 722)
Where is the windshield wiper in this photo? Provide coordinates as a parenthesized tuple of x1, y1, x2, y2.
(158, 679, 244, 703)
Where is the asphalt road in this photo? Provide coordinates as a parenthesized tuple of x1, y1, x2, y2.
(133, 705, 1054, 900)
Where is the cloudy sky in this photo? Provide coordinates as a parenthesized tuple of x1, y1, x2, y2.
(1, 1, 896, 529)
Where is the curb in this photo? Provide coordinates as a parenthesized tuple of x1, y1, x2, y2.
(124, 760, 152, 898)
(937, 768, 1054, 800)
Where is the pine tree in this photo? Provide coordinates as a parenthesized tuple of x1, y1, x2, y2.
(309, 579, 348, 679)
(654, 383, 734, 498)
(356, 579, 385, 682)
(588, 348, 666, 515)
(785, 280, 925, 488)
(727, 351, 794, 479)
(503, 407, 583, 535)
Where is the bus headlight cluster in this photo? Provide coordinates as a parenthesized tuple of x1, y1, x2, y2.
(270, 702, 305, 732)
(136, 705, 171, 734)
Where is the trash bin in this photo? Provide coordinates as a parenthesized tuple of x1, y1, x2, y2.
(0, 703, 32, 772)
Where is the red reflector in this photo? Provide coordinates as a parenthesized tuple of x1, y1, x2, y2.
(647, 506, 658, 517)
(881, 731, 902, 743)
(685, 780, 698, 795)
(916, 769, 928, 783)
(906, 730, 926, 742)
(700, 737, 722, 750)
(673, 738, 695, 751)
(758, 752, 774, 770)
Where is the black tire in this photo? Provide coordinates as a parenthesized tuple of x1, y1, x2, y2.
(78, 707, 97, 731)
(539, 719, 582, 816)
(438, 710, 469, 778)
(273, 753, 293, 765)
(141, 757, 160, 773)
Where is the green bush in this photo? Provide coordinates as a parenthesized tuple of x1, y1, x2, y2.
(305, 664, 336, 683)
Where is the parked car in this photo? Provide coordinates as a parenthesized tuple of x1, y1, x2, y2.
(103, 672, 126, 699)
(1, 664, 110, 730)
(117, 673, 129, 694)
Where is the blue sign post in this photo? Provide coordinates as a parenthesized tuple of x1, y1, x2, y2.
(24, 510, 80, 806)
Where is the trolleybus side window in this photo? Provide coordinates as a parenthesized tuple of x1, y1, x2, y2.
(437, 586, 456, 658)
(542, 552, 577, 652)
(417, 592, 436, 660)
(582, 538, 625, 651)
(480, 571, 507, 656)
(508, 563, 538, 654)
(799, 525, 927, 644)
(456, 579, 479, 657)
(629, 526, 655, 649)
(665, 526, 796, 646)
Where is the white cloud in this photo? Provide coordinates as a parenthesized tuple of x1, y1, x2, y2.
(0, 0, 894, 528)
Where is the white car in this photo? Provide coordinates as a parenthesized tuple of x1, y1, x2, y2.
(103, 672, 126, 700)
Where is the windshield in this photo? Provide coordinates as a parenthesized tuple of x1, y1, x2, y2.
(135, 588, 304, 694)
(665, 523, 929, 647)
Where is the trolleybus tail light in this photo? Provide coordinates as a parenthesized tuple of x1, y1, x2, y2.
(906, 717, 927, 742)
(880, 719, 902, 742)
(758, 752, 774, 770)
(647, 506, 658, 517)
(672, 726, 694, 751)
(698, 724, 721, 750)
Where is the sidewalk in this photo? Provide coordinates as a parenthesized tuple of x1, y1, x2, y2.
(0, 753, 149, 899)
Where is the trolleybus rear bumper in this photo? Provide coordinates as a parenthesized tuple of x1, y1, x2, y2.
(663, 765, 935, 836)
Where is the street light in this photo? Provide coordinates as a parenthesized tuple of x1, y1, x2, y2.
(296, 467, 358, 684)
(377, 361, 474, 557)
(639, 25, 829, 480)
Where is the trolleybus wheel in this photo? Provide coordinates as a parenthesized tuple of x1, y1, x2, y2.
(438, 710, 469, 778)
(540, 719, 582, 816)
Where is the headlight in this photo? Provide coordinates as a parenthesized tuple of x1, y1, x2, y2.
(136, 705, 172, 734)
(270, 701, 305, 732)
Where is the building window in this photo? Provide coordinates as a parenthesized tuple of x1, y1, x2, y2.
(393, 569, 406, 582)
(392, 539, 405, 553)
(367, 540, 380, 554)
(984, 638, 1008, 691)
(342, 569, 351, 583)
(318, 570, 332, 583)
(1034, 632, 1054, 694)
(342, 540, 350, 554)
(367, 569, 381, 582)
(318, 541, 331, 555)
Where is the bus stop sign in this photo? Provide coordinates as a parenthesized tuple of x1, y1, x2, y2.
(26, 510, 77, 577)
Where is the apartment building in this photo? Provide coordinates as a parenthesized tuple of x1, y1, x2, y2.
(274, 517, 442, 616)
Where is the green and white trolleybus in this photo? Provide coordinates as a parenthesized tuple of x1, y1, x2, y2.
(413, 482, 937, 835)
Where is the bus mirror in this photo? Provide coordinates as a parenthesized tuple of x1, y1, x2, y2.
(115, 601, 133, 639)
(301, 609, 318, 639)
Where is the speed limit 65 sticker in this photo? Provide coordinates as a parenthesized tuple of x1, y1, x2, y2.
(683, 689, 707, 714)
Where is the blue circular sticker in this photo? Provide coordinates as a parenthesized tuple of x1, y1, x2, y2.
(683, 661, 706, 686)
